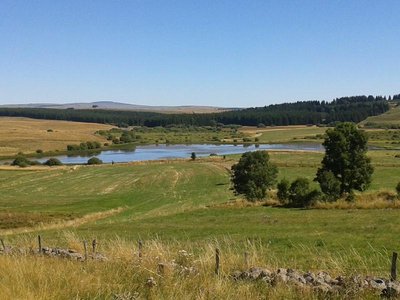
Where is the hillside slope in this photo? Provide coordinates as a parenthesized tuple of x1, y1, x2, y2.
(360, 103, 400, 128)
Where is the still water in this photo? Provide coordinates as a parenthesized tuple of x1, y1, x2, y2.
(35, 143, 323, 164)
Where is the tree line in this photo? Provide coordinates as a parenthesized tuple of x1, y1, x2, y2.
(0, 95, 391, 127)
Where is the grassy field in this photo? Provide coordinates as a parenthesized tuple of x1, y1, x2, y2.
(2, 118, 400, 299)
(1, 151, 400, 246)
(0, 117, 112, 156)
(1, 152, 400, 299)
(361, 103, 400, 128)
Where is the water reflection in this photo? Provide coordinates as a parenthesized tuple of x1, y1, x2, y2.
(33, 143, 323, 165)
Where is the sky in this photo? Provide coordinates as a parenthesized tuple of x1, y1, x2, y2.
(0, 0, 399, 107)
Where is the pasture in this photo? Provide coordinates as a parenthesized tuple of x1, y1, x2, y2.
(1, 151, 400, 260)
(0, 117, 112, 156)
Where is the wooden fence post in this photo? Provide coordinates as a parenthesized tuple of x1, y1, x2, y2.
(83, 240, 88, 261)
(138, 240, 143, 259)
(391, 252, 398, 281)
(244, 251, 249, 268)
(38, 235, 42, 254)
(92, 239, 97, 254)
(215, 248, 220, 275)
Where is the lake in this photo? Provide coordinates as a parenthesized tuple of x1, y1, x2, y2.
(34, 143, 323, 164)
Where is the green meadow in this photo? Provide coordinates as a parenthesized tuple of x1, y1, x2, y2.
(1, 150, 400, 272)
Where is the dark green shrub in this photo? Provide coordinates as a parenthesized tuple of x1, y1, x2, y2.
(396, 182, 400, 198)
(12, 156, 31, 167)
(44, 158, 63, 166)
(87, 157, 103, 165)
(317, 171, 341, 201)
(67, 144, 80, 151)
(277, 178, 290, 203)
(288, 177, 320, 207)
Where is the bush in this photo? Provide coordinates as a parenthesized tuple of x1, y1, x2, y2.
(396, 182, 400, 198)
(231, 151, 278, 202)
(87, 157, 103, 165)
(288, 177, 320, 207)
(44, 158, 63, 166)
(317, 171, 341, 201)
(12, 156, 31, 168)
(277, 178, 290, 203)
(191, 152, 196, 160)
(36, 149, 43, 154)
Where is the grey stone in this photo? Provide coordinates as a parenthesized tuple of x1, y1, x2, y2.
(369, 278, 387, 290)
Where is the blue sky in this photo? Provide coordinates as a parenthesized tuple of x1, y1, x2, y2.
(0, 0, 399, 107)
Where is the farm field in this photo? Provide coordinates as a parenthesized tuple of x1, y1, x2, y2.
(1, 151, 400, 252)
(1, 150, 400, 298)
(0, 117, 112, 156)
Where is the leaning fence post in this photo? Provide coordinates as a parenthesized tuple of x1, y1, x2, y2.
(0, 238, 5, 251)
(38, 235, 42, 254)
(138, 240, 143, 259)
(215, 248, 220, 275)
(83, 240, 88, 261)
(92, 239, 97, 254)
(391, 252, 398, 281)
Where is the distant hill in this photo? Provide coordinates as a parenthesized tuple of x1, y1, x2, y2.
(360, 101, 400, 128)
(0, 95, 390, 127)
(0, 101, 235, 114)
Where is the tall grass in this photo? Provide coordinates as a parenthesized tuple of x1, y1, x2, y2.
(0, 232, 392, 299)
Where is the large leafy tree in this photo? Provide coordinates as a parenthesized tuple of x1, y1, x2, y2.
(316, 122, 373, 198)
(231, 151, 278, 201)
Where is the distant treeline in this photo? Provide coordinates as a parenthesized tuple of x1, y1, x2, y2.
(0, 95, 391, 127)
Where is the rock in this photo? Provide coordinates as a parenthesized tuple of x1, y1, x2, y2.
(91, 253, 108, 261)
(316, 271, 332, 284)
(274, 268, 288, 283)
(369, 278, 386, 290)
(231, 270, 243, 281)
(146, 277, 157, 288)
(304, 272, 315, 284)
(335, 275, 345, 286)
(248, 267, 271, 279)
(381, 281, 400, 298)
(287, 269, 306, 285)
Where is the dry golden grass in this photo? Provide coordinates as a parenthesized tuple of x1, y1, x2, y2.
(0, 117, 113, 156)
(314, 191, 400, 209)
(0, 233, 387, 300)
